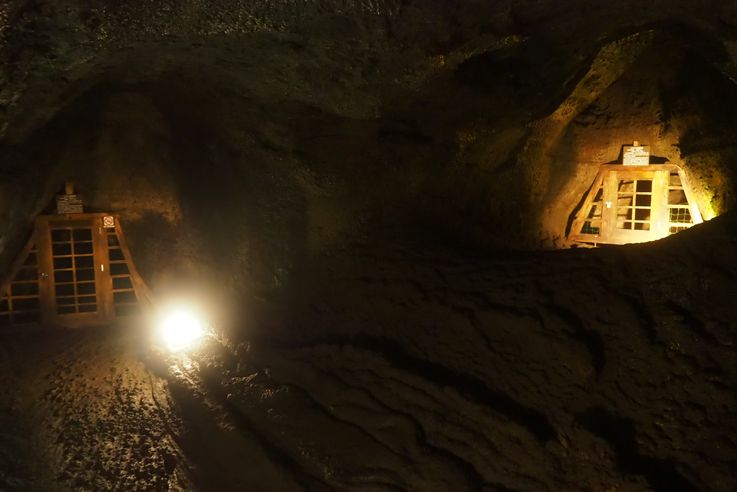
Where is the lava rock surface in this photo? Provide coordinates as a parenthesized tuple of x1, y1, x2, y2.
(0, 1, 736, 491)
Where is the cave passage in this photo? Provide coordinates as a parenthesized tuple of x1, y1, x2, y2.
(1, 2, 737, 491)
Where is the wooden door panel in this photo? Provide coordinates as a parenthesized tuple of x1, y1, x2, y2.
(36, 216, 113, 327)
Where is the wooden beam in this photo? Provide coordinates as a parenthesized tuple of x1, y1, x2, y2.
(0, 232, 36, 305)
(113, 216, 156, 315)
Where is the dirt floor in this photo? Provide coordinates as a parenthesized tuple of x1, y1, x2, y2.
(0, 213, 735, 491)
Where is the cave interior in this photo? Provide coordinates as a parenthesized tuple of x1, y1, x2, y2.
(0, 1, 737, 491)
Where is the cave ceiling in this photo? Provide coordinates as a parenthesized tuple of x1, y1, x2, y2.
(2, 1, 737, 254)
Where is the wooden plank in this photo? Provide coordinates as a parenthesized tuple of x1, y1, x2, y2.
(678, 169, 704, 225)
(650, 169, 668, 238)
(0, 232, 37, 307)
(597, 163, 682, 173)
(601, 169, 618, 242)
(113, 216, 155, 315)
(570, 170, 605, 241)
(36, 215, 55, 324)
(92, 215, 114, 324)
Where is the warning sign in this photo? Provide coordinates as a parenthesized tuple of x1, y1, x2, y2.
(103, 216, 115, 229)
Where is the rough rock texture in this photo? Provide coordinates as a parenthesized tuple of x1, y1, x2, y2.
(266, 220, 737, 491)
(3, 1, 737, 260)
(3, 216, 736, 491)
(1, 1, 737, 491)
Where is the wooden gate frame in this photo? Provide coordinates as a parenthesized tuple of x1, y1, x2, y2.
(0, 212, 153, 327)
(569, 164, 703, 245)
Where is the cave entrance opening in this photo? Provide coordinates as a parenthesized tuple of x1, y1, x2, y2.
(569, 144, 703, 245)
(0, 183, 152, 328)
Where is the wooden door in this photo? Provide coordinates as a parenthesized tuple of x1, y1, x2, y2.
(603, 169, 667, 244)
(36, 215, 114, 327)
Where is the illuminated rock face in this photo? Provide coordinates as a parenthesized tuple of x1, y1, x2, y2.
(0, 1, 737, 490)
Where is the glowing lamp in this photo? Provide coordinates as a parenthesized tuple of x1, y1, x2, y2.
(157, 306, 206, 352)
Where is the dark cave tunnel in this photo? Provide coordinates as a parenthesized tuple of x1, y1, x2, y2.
(1, 1, 737, 491)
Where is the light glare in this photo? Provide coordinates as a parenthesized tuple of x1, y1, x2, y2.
(158, 307, 205, 352)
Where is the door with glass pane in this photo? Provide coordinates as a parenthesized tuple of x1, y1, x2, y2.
(605, 170, 664, 244)
(36, 216, 113, 327)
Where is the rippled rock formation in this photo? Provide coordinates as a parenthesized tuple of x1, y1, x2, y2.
(0, 1, 736, 490)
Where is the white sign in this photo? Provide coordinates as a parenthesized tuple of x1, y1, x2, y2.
(56, 194, 83, 214)
(623, 145, 650, 166)
(103, 216, 115, 229)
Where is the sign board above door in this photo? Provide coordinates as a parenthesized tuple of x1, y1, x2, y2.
(56, 194, 84, 214)
(623, 141, 650, 166)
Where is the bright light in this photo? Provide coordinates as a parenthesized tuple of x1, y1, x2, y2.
(157, 307, 206, 352)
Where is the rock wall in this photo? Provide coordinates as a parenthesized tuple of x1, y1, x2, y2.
(0, 3, 737, 489)
(2, 3, 737, 270)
